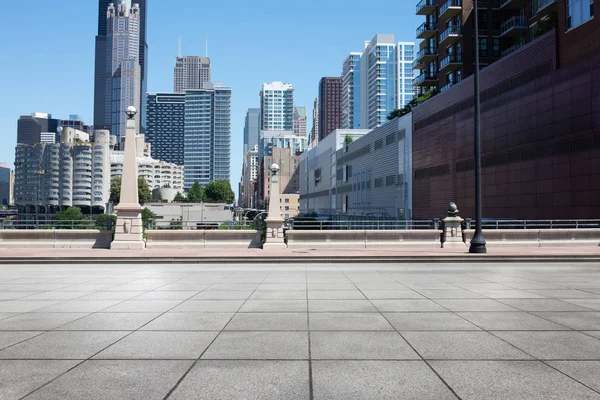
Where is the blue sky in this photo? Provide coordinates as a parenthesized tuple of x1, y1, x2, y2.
(0, 0, 420, 196)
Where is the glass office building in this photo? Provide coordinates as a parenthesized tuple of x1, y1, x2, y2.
(146, 93, 185, 165)
(342, 53, 362, 129)
(183, 84, 231, 189)
(260, 82, 294, 131)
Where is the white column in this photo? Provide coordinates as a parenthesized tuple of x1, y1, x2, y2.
(263, 164, 287, 249)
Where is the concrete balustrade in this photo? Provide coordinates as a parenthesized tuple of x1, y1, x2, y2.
(365, 230, 441, 249)
(287, 230, 442, 249)
(463, 229, 541, 247)
(145, 230, 262, 249)
(0, 230, 113, 249)
(538, 229, 600, 247)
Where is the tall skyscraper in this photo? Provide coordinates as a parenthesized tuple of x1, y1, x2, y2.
(260, 82, 294, 131)
(309, 97, 319, 147)
(146, 93, 186, 165)
(183, 83, 231, 188)
(341, 53, 361, 129)
(243, 108, 261, 155)
(94, 0, 147, 135)
(293, 107, 307, 138)
(174, 56, 211, 93)
(16, 113, 60, 145)
(318, 77, 342, 141)
(0, 163, 11, 206)
(396, 42, 416, 108)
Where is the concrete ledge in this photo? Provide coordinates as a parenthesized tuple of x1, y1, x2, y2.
(464, 229, 540, 247)
(365, 230, 440, 249)
(286, 230, 366, 249)
(145, 230, 261, 249)
(0, 230, 113, 249)
(539, 229, 600, 247)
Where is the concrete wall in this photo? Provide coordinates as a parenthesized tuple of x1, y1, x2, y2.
(145, 230, 262, 249)
(0, 230, 113, 249)
(286, 230, 440, 249)
(464, 229, 600, 247)
(145, 203, 233, 228)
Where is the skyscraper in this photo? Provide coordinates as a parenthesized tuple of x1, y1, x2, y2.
(396, 42, 416, 108)
(16, 113, 60, 145)
(260, 82, 294, 131)
(243, 108, 261, 155)
(174, 56, 211, 93)
(318, 77, 342, 141)
(94, 0, 148, 134)
(309, 97, 319, 147)
(146, 93, 186, 165)
(0, 163, 11, 206)
(341, 53, 361, 129)
(293, 107, 307, 138)
(183, 83, 232, 188)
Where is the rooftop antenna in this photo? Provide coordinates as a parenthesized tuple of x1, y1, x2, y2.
(178, 36, 181, 58)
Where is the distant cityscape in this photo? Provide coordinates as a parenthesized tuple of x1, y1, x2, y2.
(3, 0, 599, 221)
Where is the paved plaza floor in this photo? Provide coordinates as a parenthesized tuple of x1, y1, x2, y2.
(1, 262, 600, 399)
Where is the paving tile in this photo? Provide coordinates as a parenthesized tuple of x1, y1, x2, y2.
(585, 331, 600, 339)
(308, 291, 366, 300)
(55, 313, 160, 331)
(309, 313, 394, 331)
(132, 291, 198, 300)
(310, 331, 419, 360)
(0, 331, 129, 359)
(239, 300, 307, 312)
(0, 313, 17, 321)
(191, 290, 253, 300)
(102, 300, 182, 313)
(308, 300, 377, 312)
(24, 360, 192, 400)
(360, 289, 424, 299)
(469, 289, 546, 299)
(453, 282, 514, 290)
(312, 361, 456, 399)
(497, 299, 594, 312)
(400, 282, 461, 290)
(0, 313, 89, 331)
(402, 331, 532, 360)
(0, 360, 80, 400)
(169, 360, 309, 400)
(202, 332, 308, 359)
(385, 312, 480, 331)
(431, 361, 600, 400)
(171, 300, 245, 312)
(434, 299, 521, 312)
(0, 301, 60, 313)
(225, 313, 307, 331)
(76, 291, 146, 301)
(560, 299, 600, 311)
(414, 289, 484, 299)
(249, 291, 307, 300)
(548, 361, 600, 393)
(526, 289, 600, 299)
(208, 283, 259, 291)
(257, 283, 307, 291)
(94, 331, 217, 360)
(494, 331, 600, 360)
(372, 299, 448, 312)
(33, 300, 122, 313)
(0, 331, 41, 350)
(141, 312, 233, 331)
(154, 283, 211, 291)
(0, 292, 45, 300)
(308, 283, 357, 291)
(531, 312, 600, 330)
(457, 312, 569, 331)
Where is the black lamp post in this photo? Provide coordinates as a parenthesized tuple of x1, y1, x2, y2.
(469, 0, 487, 253)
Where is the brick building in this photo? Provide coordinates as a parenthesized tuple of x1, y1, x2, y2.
(318, 77, 343, 141)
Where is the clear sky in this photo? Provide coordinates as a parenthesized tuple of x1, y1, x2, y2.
(0, 0, 420, 197)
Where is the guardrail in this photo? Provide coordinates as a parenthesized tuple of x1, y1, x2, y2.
(479, 219, 600, 229)
(1, 219, 114, 230)
(147, 219, 256, 231)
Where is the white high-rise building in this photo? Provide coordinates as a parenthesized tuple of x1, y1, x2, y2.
(174, 56, 211, 93)
(396, 42, 416, 108)
(260, 82, 294, 131)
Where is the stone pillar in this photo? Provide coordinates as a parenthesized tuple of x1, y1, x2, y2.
(111, 106, 145, 250)
(441, 202, 467, 249)
(263, 163, 287, 249)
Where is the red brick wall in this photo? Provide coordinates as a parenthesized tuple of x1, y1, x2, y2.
(412, 31, 600, 219)
(557, 0, 600, 67)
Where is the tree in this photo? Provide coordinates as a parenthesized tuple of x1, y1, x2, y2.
(205, 180, 235, 204)
(141, 207, 156, 228)
(109, 176, 153, 204)
(55, 207, 84, 221)
(173, 192, 186, 202)
(187, 181, 205, 203)
(345, 135, 354, 145)
(388, 88, 437, 120)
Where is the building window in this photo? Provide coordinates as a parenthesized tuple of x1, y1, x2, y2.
(478, 10, 488, 29)
(285, 198, 289, 203)
(478, 38, 488, 57)
(386, 175, 396, 187)
(492, 38, 500, 58)
(374, 178, 384, 188)
(567, 0, 594, 29)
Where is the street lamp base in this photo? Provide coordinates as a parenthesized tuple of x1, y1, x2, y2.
(469, 231, 487, 253)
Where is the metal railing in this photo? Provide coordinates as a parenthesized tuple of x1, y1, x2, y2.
(415, 71, 438, 85)
(289, 220, 437, 231)
(1, 219, 114, 230)
(439, 25, 462, 43)
(501, 16, 528, 35)
(478, 219, 600, 230)
(147, 219, 256, 231)
(417, 21, 437, 37)
(440, 0, 462, 16)
(416, 0, 437, 14)
(440, 53, 463, 69)
(416, 47, 438, 61)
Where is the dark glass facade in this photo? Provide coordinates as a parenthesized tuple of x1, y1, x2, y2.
(146, 93, 185, 165)
(17, 115, 59, 145)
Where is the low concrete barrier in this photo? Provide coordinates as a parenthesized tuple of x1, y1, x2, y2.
(463, 229, 540, 247)
(145, 230, 262, 249)
(0, 230, 113, 249)
(365, 230, 440, 249)
(539, 229, 600, 247)
(287, 230, 442, 249)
